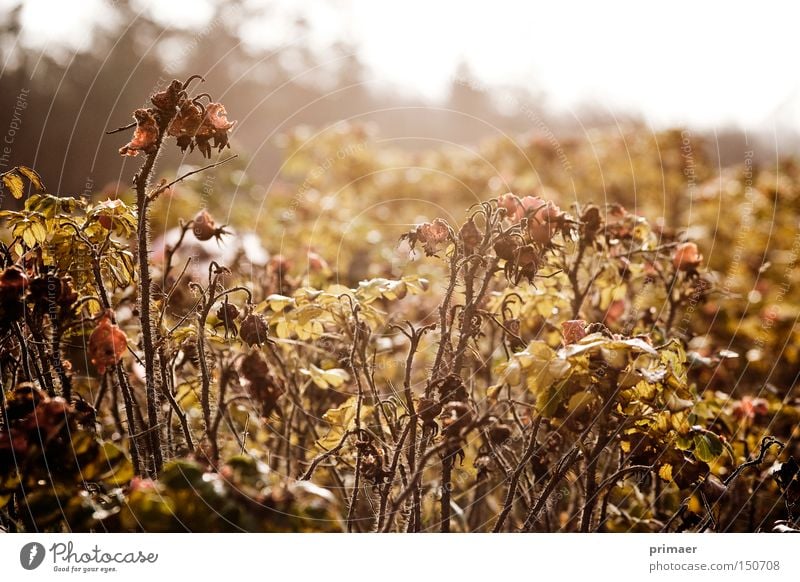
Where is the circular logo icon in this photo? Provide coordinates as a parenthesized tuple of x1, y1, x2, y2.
(20, 542, 46, 570)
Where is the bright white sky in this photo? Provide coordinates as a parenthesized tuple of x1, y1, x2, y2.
(7, 0, 800, 131)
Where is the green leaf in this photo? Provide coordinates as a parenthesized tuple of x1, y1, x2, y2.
(82, 441, 135, 486)
(693, 432, 723, 463)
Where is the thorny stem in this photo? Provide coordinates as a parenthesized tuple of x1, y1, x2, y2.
(111, 368, 142, 475)
(89, 251, 144, 475)
(568, 238, 587, 317)
(522, 447, 581, 531)
(393, 322, 432, 531)
(429, 231, 460, 389)
(493, 415, 543, 532)
(381, 440, 451, 532)
(192, 269, 226, 459)
(580, 425, 610, 532)
(11, 323, 41, 390)
(346, 308, 367, 533)
(696, 436, 785, 532)
(157, 344, 193, 453)
(377, 420, 413, 531)
(440, 451, 454, 532)
(133, 109, 173, 477)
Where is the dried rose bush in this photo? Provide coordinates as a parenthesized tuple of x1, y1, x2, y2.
(0, 81, 798, 533)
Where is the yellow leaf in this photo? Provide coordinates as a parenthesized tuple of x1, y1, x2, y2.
(17, 166, 45, 191)
(275, 319, 291, 339)
(316, 396, 371, 451)
(266, 294, 294, 312)
(517, 341, 570, 394)
(1, 170, 24, 199)
(300, 364, 350, 389)
(658, 463, 673, 482)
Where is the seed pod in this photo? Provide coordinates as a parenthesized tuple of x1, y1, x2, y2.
(581, 205, 603, 241)
(150, 79, 184, 111)
(437, 374, 468, 403)
(440, 401, 474, 437)
(239, 313, 269, 347)
(356, 440, 386, 483)
(493, 233, 519, 261)
(239, 349, 270, 384)
(88, 311, 128, 374)
(237, 349, 283, 419)
(515, 244, 541, 282)
(192, 209, 223, 241)
(216, 302, 240, 333)
(488, 421, 513, 445)
(459, 217, 482, 250)
(0, 266, 28, 296)
(526, 199, 563, 246)
(417, 397, 442, 424)
(516, 244, 539, 268)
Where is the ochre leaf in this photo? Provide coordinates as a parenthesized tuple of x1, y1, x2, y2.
(17, 166, 45, 191)
(1, 170, 25, 199)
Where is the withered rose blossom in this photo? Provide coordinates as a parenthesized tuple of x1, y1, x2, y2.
(150, 79, 184, 111)
(496, 193, 565, 246)
(415, 218, 450, 255)
(672, 242, 703, 272)
(561, 319, 588, 344)
(168, 100, 204, 152)
(119, 109, 159, 157)
(524, 197, 563, 246)
(194, 102, 236, 158)
(498, 192, 523, 220)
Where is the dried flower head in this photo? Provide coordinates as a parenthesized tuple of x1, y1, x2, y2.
(168, 100, 204, 152)
(672, 242, 703, 272)
(561, 319, 588, 345)
(119, 109, 159, 157)
(194, 103, 236, 158)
